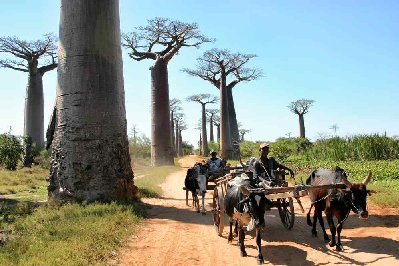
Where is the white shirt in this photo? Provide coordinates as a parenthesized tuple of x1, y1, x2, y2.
(207, 158, 223, 172)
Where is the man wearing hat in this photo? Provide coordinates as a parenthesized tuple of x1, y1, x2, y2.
(254, 143, 294, 185)
(206, 150, 224, 182)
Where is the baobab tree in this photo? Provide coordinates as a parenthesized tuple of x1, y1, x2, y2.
(206, 108, 219, 142)
(187, 94, 217, 156)
(48, 0, 136, 202)
(169, 98, 182, 156)
(177, 122, 187, 157)
(213, 114, 221, 144)
(0, 33, 57, 166)
(183, 49, 262, 159)
(174, 113, 186, 156)
(122, 18, 212, 166)
(239, 129, 251, 142)
(288, 99, 314, 138)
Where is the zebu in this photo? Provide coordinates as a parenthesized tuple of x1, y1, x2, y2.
(306, 167, 375, 251)
(224, 176, 267, 264)
(184, 163, 207, 214)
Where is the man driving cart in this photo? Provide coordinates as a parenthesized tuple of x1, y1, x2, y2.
(253, 143, 294, 187)
(206, 150, 225, 182)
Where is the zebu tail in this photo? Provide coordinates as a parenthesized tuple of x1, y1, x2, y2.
(306, 204, 314, 226)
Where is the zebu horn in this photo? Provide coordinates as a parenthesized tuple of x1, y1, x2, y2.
(362, 171, 372, 186)
(341, 173, 352, 188)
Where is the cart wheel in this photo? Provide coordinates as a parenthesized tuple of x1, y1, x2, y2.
(212, 187, 224, 236)
(277, 197, 295, 229)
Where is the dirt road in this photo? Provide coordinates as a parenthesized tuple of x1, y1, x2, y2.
(117, 155, 399, 265)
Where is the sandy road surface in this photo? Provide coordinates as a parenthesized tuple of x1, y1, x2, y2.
(117, 155, 399, 265)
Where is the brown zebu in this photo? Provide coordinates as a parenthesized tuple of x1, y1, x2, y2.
(306, 167, 375, 251)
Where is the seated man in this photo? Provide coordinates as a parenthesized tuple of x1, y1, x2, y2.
(253, 143, 294, 187)
(206, 151, 225, 182)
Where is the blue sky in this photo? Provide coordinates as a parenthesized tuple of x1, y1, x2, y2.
(0, 0, 398, 148)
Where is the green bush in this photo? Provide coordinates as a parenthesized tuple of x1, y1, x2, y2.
(35, 148, 51, 169)
(304, 134, 399, 161)
(0, 133, 24, 170)
(129, 134, 151, 158)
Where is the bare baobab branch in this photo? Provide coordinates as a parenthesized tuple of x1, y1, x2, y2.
(122, 17, 214, 62)
(183, 48, 262, 159)
(0, 33, 58, 74)
(288, 99, 315, 115)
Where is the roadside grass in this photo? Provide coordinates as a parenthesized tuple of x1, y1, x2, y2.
(0, 201, 144, 266)
(134, 164, 180, 198)
(0, 167, 48, 202)
(0, 157, 182, 265)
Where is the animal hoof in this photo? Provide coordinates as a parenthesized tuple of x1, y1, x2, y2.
(201, 212, 206, 215)
(329, 241, 335, 247)
(336, 244, 343, 251)
(196, 210, 200, 213)
(257, 255, 264, 265)
(240, 251, 247, 257)
(324, 236, 330, 243)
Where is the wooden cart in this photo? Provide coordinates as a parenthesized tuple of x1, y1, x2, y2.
(212, 172, 346, 236)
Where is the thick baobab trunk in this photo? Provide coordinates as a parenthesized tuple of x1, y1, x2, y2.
(23, 69, 44, 166)
(209, 115, 214, 142)
(201, 103, 208, 156)
(216, 124, 220, 144)
(170, 111, 175, 156)
(220, 74, 232, 159)
(175, 120, 179, 154)
(151, 57, 173, 166)
(299, 114, 305, 138)
(49, 0, 136, 202)
(199, 132, 202, 155)
(227, 87, 239, 159)
(178, 130, 183, 156)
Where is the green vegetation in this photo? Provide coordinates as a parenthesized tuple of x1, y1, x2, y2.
(134, 164, 180, 198)
(0, 167, 48, 201)
(0, 133, 23, 170)
(0, 152, 181, 265)
(0, 201, 144, 266)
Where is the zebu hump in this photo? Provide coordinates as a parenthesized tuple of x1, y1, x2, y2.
(308, 168, 342, 201)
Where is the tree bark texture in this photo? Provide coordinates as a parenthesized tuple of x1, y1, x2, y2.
(199, 132, 202, 155)
(170, 111, 175, 156)
(24, 71, 44, 150)
(227, 87, 239, 159)
(49, 0, 136, 202)
(178, 130, 183, 156)
(150, 57, 173, 166)
(209, 115, 214, 142)
(219, 74, 232, 159)
(216, 125, 220, 144)
(201, 103, 208, 156)
(299, 114, 305, 138)
(175, 120, 179, 155)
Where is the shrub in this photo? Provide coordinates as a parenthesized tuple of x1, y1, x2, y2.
(0, 133, 23, 170)
(129, 134, 151, 158)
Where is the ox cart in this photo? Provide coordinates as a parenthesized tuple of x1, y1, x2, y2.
(212, 170, 347, 236)
(183, 166, 242, 206)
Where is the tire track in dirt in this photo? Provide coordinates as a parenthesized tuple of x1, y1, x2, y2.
(116, 155, 399, 265)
